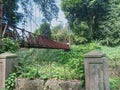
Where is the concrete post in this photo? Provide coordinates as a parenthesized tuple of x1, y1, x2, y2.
(84, 50, 110, 90)
(0, 52, 18, 89)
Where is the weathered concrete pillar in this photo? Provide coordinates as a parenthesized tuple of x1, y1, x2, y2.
(0, 52, 18, 89)
(84, 50, 110, 90)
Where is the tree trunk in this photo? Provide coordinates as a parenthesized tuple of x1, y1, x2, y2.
(0, 0, 2, 38)
(89, 16, 95, 40)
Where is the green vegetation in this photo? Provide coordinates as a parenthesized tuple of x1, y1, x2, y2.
(100, 45, 120, 89)
(61, 0, 108, 44)
(13, 43, 120, 89)
(5, 73, 17, 90)
(110, 77, 120, 90)
(1, 0, 120, 90)
(1, 40, 120, 89)
(35, 22, 51, 38)
(61, 0, 120, 46)
(51, 24, 70, 43)
(15, 43, 100, 86)
(3, 0, 23, 25)
(98, 0, 120, 46)
(0, 38, 19, 54)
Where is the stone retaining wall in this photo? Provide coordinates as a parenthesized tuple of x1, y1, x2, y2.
(14, 78, 84, 90)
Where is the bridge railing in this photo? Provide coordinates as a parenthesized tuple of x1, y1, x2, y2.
(2, 24, 70, 50)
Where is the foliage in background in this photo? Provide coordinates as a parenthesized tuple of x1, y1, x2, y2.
(61, 0, 120, 46)
(3, 0, 23, 25)
(0, 38, 19, 54)
(19, 0, 59, 22)
(1, 0, 23, 37)
(98, 0, 120, 46)
(35, 22, 51, 38)
(51, 24, 71, 43)
(61, 0, 108, 44)
(72, 21, 90, 44)
(101, 46, 120, 61)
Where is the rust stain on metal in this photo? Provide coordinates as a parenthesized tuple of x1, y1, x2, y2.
(2, 25, 70, 50)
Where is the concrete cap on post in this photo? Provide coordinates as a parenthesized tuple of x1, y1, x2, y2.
(84, 50, 106, 58)
(0, 52, 17, 59)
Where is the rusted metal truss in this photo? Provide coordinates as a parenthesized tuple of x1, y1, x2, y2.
(2, 24, 70, 50)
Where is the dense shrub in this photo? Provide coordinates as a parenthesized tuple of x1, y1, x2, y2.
(4, 73, 17, 90)
(110, 77, 120, 90)
(0, 38, 19, 54)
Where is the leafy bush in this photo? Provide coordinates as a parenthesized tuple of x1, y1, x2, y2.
(4, 73, 16, 90)
(100, 45, 120, 67)
(101, 46, 120, 60)
(72, 21, 91, 44)
(51, 26, 70, 43)
(110, 77, 120, 90)
(0, 38, 19, 54)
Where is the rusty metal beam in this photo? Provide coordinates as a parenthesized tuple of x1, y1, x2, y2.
(3, 25, 70, 50)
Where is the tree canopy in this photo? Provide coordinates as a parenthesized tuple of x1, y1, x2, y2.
(61, 0, 120, 46)
(51, 24, 70, 43)
(2, 0, 59, 25)
(61, 0, 109, 44)
(18, 0, 59, 23)
(98, 0, 120, 46)
(35, 22, 51, 38)
(3, 0, 23, 25)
